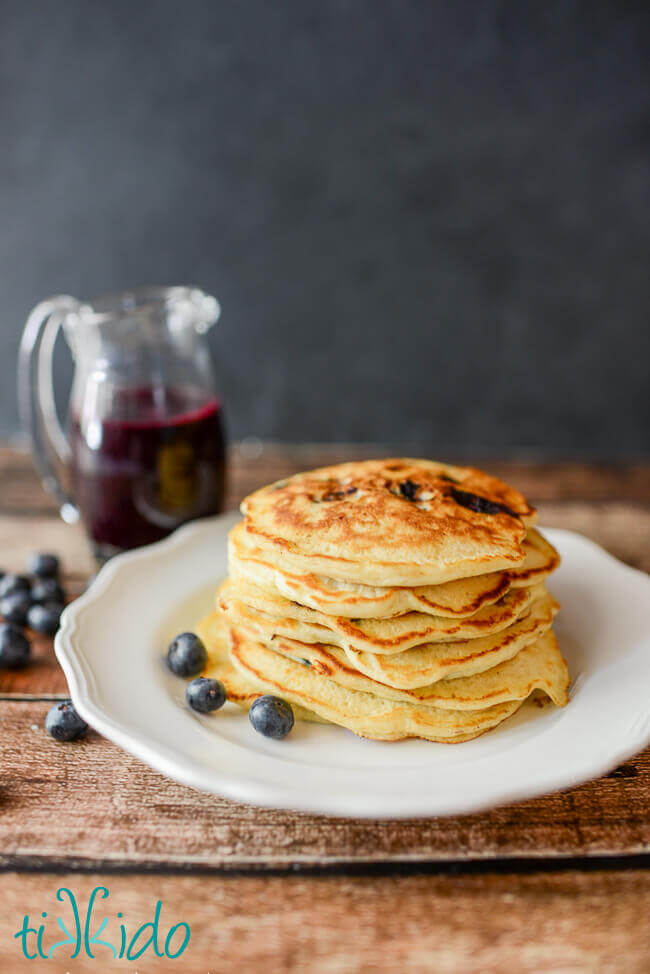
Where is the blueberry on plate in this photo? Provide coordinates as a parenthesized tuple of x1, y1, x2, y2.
(27, 602, 63, 635)
(249, 695, 294, 739)
(45, 700, 88, 741)
(186, 676, 227, 713)
(166, 632, 207, 677)
(0, 622, 30, 669)
(29, 552, 60, 578)
(0, 574, 31, 599)
(31, 577, 65, 605)
(1, 591, 31, 626)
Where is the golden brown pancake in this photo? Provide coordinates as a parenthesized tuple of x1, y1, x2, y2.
(343, 593, 559, 687)
(219, 577, 543, 655)
(204, 459, 567, 744)
(241, 459, 536, 586)
(229, 626, 556, 743)
(229, 522, 559, 619)
(229, 520, 512, 618)
(244, 627, 568, 711)
(509, 528, 560, 587)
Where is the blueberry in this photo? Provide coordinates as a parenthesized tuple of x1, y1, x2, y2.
(45, 700, 88, 741)
(0, 622, 30, 669)
(31, 577, 65, 605)
(449, 487, 517, 518)
(399, 480, 419, 501)
(0, 574, 30, 599)
(1, 591, 31, 626)
(249, 695, 294, 739)
(30, 553, 60, 578)
(186, 676, 227, 713)
(322, 486, 358, 501)
(166, 632, 207, 677)
(27, 602, 63, 635)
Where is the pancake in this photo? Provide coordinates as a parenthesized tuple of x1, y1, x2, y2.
(203, 458, 566, 744)
(196, 609, 327, 723)
(229, 626, 546, 743)
(219, 577, 542, 655)
(509, 528, 560, 587)
(230, 520, 512, 618)
(230, 522, 558, 619)
(247, 627, 568, 711)
(342, 593, 558, 687)
(241, 459, 537, 587)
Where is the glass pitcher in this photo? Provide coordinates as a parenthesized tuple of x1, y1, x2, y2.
(19, 286, 226, 561)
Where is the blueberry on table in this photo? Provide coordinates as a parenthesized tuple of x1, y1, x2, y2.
(29, 553, 60, 578)
(249, 695, 295, 739)
(1, 591, 31, 626)
(186, 677, 227, 713)
(0, 622, 30, 669)
(27, 602, 63, 635)
(45, 700, 88, 741)
(166, 632, 208, 677)
(0, 574, 30, 599)
(31, 577, 65, 605)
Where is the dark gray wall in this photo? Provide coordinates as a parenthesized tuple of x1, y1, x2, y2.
(1, 0, 649, 455)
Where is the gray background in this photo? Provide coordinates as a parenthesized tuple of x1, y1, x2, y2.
(1, 0, 649, 456)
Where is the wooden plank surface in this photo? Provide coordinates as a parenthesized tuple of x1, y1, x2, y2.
(0, 700, 648, 870)
(1, 870, 649, 973)
(0, 445, 649, 875)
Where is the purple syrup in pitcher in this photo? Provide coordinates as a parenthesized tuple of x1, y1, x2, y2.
(69, 386, 226, 555)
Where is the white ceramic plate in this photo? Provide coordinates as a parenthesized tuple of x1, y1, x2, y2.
(55, 515, 650, 818)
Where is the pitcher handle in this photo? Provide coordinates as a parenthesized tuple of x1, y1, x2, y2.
(18, 296, 82, 523)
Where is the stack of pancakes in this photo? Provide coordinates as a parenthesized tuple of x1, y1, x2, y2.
(198, 459, 569, 742)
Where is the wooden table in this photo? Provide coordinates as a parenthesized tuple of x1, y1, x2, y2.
(1, 444, 649, 973)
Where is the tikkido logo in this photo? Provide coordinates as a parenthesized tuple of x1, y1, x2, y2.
(14, 886, 190, 961)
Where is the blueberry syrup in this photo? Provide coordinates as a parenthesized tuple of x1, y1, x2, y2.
(69, 386, 226, 555)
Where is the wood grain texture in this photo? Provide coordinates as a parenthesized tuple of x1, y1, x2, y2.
(1, 444, 648, 974)
(0, 701, 648, 869)
(0, 446, 649, 877)
(540, 501, 650, 574)
(1, 870, 649, 973)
